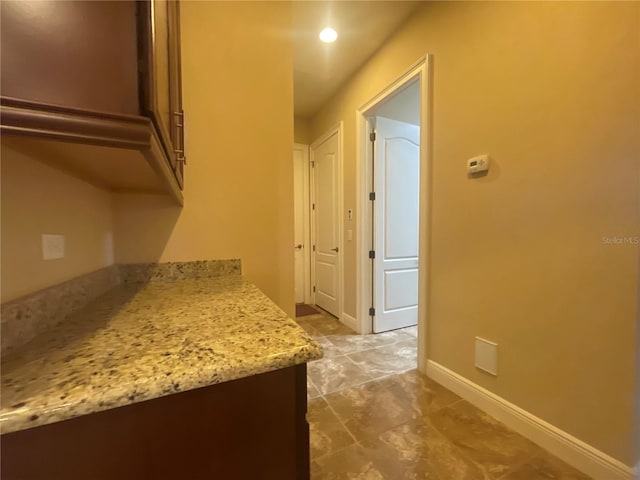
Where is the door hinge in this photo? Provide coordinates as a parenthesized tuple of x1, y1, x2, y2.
(369, 307, 375, 316)
(370, 131, 376, 142)
(313, 245, 316, 252)
(312, 203, 315, 210)
(369, 192, 375, 201)
(369, 250, 375, 259)
(311, 161, 315, 168)
(313, 286, 316, 293)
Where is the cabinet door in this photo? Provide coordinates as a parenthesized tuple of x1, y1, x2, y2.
(139, 0, 185, 188)
(1, 1, 139, 114)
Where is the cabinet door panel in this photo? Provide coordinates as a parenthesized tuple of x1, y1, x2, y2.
(0, 1, 139, 114)
(168, 1, 185, 185)
(139, 0, 184, 188)
(151, 0, 172, 152)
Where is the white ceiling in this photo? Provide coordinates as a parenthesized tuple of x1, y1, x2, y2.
(292, 1, 421, 119)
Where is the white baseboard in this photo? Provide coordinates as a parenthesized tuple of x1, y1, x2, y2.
(426, 360, 633, 480)
(341, 312, 359, 332)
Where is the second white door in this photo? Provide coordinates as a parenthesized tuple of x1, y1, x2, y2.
(373, 116, 420, 333)
(312, 131, 340, 317)
(293, 144, 309, 304)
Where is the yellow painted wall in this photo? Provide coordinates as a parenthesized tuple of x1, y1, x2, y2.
(310, 1, 639, 466)
(1, 142, 114, 302)
(294, 116, 311, 145)
(113, 1, 295, 317)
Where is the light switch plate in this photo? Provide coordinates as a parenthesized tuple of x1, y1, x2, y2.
(42, 234, 65, 260)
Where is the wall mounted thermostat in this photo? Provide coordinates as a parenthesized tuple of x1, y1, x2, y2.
(467, 154, 490, 174)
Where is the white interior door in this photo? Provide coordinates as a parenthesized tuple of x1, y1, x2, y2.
(293, 144, 309, 304)
(312, 131, 340, 317)
(373, 116, 420, 333)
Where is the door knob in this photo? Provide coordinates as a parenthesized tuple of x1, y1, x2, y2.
(331, 247, 339, 253)
(294, 244, 303, 250)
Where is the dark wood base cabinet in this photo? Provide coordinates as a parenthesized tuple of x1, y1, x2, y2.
(1, 365, 310, 480)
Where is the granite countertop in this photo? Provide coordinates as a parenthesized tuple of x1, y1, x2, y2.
(0, 276, 323, 434)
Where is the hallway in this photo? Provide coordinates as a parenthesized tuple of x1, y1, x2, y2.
(297, 310, 591, 479)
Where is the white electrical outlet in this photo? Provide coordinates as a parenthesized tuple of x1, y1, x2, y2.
(475, 337, 498, 375)
(42, 234, 65, 260)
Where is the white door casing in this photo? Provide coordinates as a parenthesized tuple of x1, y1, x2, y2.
(356, 55, 431, 372)
(373, 117, 420, 333)
(293, 143, 310, 304)
(311, 129, 341, 317)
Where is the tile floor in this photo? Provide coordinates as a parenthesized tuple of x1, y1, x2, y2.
(297, 308, 591, 480)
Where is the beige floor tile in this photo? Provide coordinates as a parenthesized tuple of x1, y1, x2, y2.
(325, 375, 416, 440)
(500, 453, 592, 480)
(325, 329, 413, 355)
(305, 314, 355, 337)
(310, 460, 322, 478)
(312, 443, 386, 479)
(347, 339, 417, 377)
(402, 325, 418, 337)
(308, 356, 373, 395)
(391, 369, 463, 415)
(308, 397, 356, 460)
(307, 377, 321, 400)
(314, 335, 342, 358)
(313, 418, 489, 480)
(296, 317, 321, 337)
(429, 400, 542, 479)
(359, 418, 490, 480)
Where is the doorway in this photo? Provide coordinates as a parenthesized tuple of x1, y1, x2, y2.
(310, 124, 343, 318)
(293, 143, 311, 305)
(356, 56, 431, 372)
(371, 113, 420, 333)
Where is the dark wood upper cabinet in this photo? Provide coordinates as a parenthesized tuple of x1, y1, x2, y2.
(138, 0, 185, 189)
(0, 1, 140, 115)
(0, 0, 185, 205)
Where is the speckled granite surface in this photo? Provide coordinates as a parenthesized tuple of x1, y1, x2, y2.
(120, 259, 241, 284)
(1, 275, 322, 434)
(1, 266, 121, 354)
(1, 260, 241, 354)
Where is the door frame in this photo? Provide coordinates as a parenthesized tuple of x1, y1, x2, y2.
(293, 143, 312, 304)
(355, 55, 432, 373)
(309, 122, 344, 320)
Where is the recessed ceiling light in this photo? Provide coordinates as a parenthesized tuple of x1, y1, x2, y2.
(319, 27, 338, 43)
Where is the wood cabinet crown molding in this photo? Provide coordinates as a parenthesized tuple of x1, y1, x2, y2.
(0, 97, 183, 205)
(1, 97, 152, 149)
